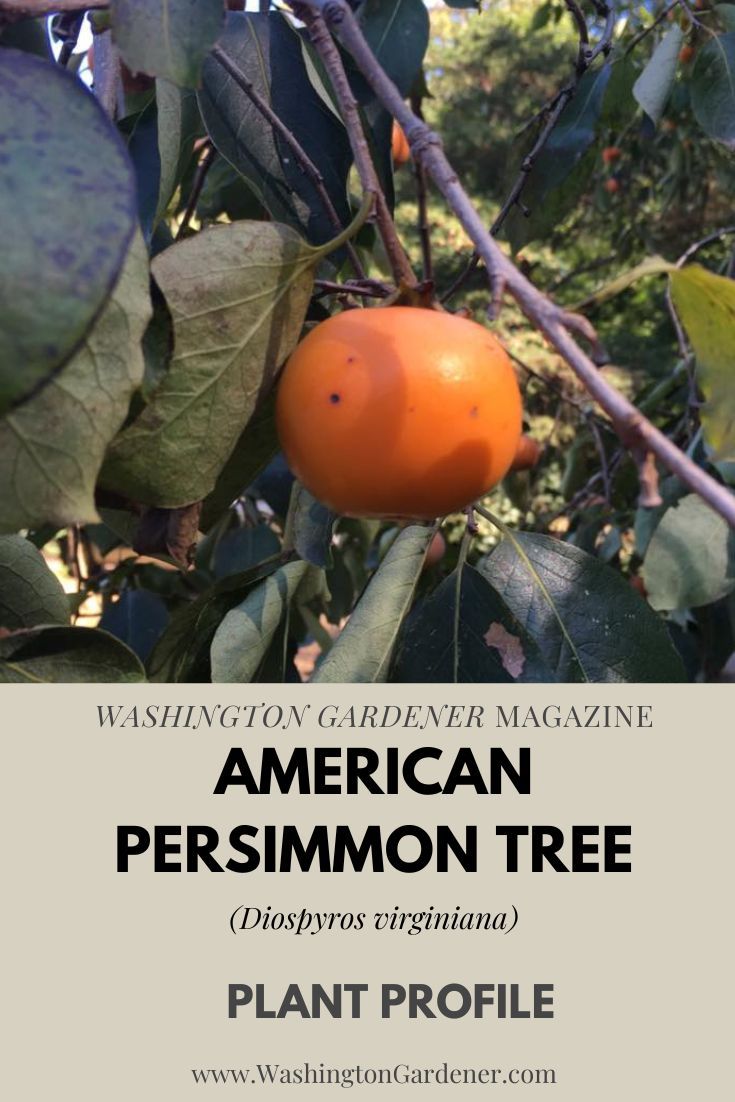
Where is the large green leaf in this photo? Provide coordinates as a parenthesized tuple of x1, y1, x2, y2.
(669, 264, 735, 458)
(690, 32, 735, 148)
(358, 0, 430, 98)
(392, 562, 552, 683)
(313, 525, 434, 683)
(101, 221, 316, 507)
(643, 494, 735, 610)
(210, 559, 312, 682)
(0, 536, 69, 630)
(478, 532, 686, 682)
(199, 392, 279, 531)
(633, 26, 682, 124)
(0, 626, 146, 683)
(111, 0, 225, 88)
(199, 12, 352, 246)
(0, 232, 151, 533)
(0, 49, 137, 415)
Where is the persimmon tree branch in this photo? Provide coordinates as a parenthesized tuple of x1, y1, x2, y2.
(294, 0, 735, 529)
(294, 4, 416, 289)
(0, 0, 104, 22)
(210, 44, 365, 278)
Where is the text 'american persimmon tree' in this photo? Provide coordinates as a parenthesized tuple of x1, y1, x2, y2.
(0, 0, 734, 683)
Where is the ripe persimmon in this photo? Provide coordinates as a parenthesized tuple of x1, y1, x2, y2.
(391, 121, 411, 166)
(276, 307, 522, 519)
(509, 434, 541, 472)
(679, 44, 695, 64)
(601, 146, 622, 165)
(604, 177, 620, 194)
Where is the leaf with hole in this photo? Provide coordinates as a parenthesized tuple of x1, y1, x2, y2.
(0, 232, 151, 533)
(0, 50, 137, 416)
(478, 532, 686, 682)
(392, 562, 552, 682)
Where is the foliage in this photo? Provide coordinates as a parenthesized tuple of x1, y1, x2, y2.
(1, 0, 734, 682)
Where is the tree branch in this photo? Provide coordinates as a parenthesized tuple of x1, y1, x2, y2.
(210, 44, 365, 278)
(295, 0, 735, 530)
(294, 4, 416, 288)
(0, 0, 105, 23)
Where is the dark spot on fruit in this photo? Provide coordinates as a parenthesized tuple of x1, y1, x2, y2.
(470, 405, 479, 417)
(347, 356, 355, 363)
(408, 406, 416, 413)
(329, 393, 341, 404)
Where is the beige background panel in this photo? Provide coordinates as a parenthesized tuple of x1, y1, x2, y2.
(1, 685, 732, 1099)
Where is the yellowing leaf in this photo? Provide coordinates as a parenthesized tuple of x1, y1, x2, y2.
(573, 255, 673, 311)
(669, 264, 735, 458)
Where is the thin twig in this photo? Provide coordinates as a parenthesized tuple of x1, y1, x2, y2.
(314, 278, 390, 298)
(210, 43, 365, 278)
(176, 142, 217, 240)
(442, 0, 615, 304)
(410, 89, 433, 282)
(296, 0, 735, 530)
(0, 0, 104, 23)
(295, 5, 416, 288)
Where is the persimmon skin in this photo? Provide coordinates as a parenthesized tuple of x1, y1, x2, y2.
(276, 307, 523, 520)
(391, 121, 411, 166)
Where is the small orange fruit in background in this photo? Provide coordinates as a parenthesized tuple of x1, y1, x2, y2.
(276, 307, 522, 519)
(679, 44, 695, 64)
(604, 177, 620, 194)
(601, 146, 621, 165)
(391, 120, 411, 166)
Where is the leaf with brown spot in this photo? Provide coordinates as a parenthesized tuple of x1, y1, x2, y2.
(483, 621, 525, 678)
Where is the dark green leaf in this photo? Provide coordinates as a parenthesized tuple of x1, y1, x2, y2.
(285, 483, 336, 568)
(358, 0, 430, 98)
(199, 12, 352, 245)
(478, 532, 687, 682)
(0, 626, 145, 682)
(0, 50, 137, 415)
(392, 563, 552, 682)
(690, 32, 735, 147)
(200, 393, 280, 531)
(155, 80, 202, 224)
(99, 588, 169, 662)
(0, 536, 70, 630)
(111, 0, 225, 88)
(313, 525, 434, 683)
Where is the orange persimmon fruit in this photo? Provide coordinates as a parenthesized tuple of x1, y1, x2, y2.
(276, 306, 523, 519)
(391, 120, 411, 166)
(601, 146, 622, 164)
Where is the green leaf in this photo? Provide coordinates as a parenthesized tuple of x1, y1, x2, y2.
(199, 13, 353, 246)
(0, 626, 146, 683)
(573, 255, 673, 310)
(358, 0, 430, 98)
(669, 264, 735, 457)
(101, 220, 316, 507)
(0, 231, 152, 533)
(313, 525, 434, 683)
(715, 4, 735, 32)
(284, 483, 336, 568)
(199, 392, 279, 531)
(478, 532, 687, 682)
(690, 33, 735, 148)
(210, 559, 312, 683)
(392, 563, 552, 682)
(98, 588, 169, 662)
(506, 64, 611, 250)
(155, 80, 202, 225)
(643, 494, 735, 610)
(0, 536, 69, 630)
(111, 0, 225, 88)
(0, 49, 137, 416)
(633, 26, 683, 124)
(147, 560, 281, 681)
